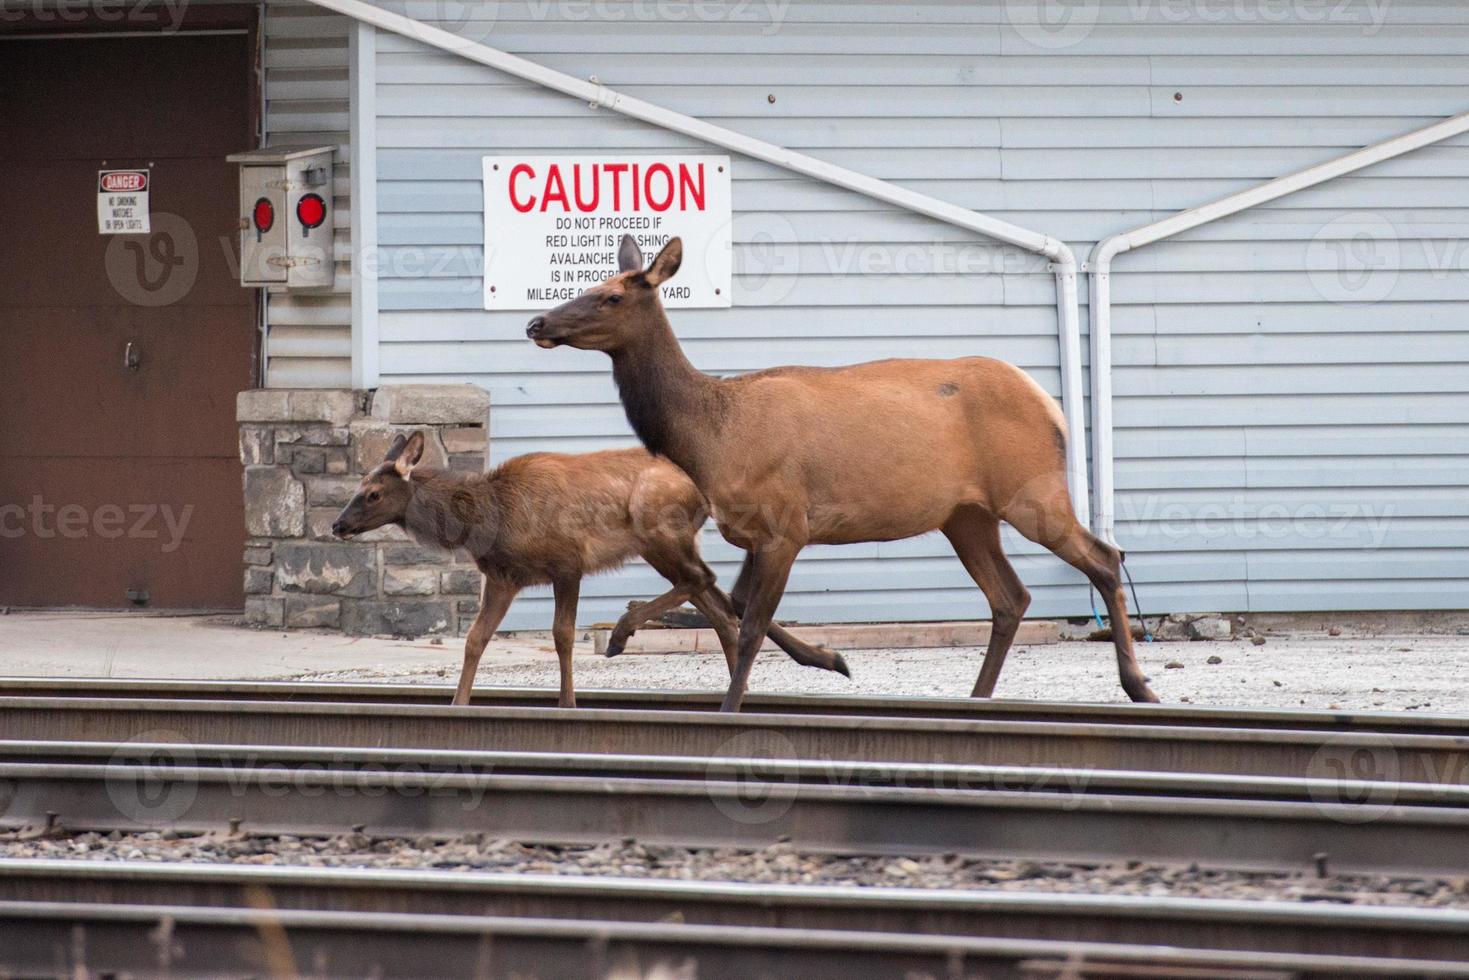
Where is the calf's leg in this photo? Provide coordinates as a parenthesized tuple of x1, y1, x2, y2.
(550, 575, 581, 708)
(454, 576, 518, 706)
(604, 581, 709, 659)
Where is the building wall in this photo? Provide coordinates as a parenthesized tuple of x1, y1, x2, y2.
(362, 1, 1469, 628)
(261, 0, 354, 387)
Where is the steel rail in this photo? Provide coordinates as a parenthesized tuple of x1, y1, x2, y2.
(6, 739, 1467, 810)
(4, 900, 1467, 979)
(1, 696, 1465, 783)
(4, 760, 1468, 875)
(4, 859, 1469, 964)
(4, 677, 1465, 735)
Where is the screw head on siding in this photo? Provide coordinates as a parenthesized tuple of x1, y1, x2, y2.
(767, 94, 776, 104)
(1173, 92, 1183, 103)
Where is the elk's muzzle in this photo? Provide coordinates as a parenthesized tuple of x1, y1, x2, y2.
(526, 315, 560, 348)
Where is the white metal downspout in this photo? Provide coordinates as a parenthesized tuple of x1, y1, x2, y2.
(1087, 109, 1469, 547)
(349, 20, 381, 389)
(303, 0, 1092, 524)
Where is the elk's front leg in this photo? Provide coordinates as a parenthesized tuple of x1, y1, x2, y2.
(722, 542, 799, 712)
(454, 576, 518, 706)
(551, 575, 581, 708)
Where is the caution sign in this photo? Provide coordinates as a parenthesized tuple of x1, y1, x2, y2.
(97, 170, 151, 234)
(483, 155, 731, 310)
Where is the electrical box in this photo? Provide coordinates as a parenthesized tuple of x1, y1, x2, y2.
(226, 145, 336, 289)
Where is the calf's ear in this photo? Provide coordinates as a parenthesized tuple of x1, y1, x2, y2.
(382, 433, 408, 462)
(394, 431, 426, 477)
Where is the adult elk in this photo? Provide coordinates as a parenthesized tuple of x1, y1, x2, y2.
(527, 235, 1159, 711)
(331, 432, 848, 707)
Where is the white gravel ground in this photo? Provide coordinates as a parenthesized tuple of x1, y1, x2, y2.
(4, 611, 1465, 713)
(299, 633, 1469, 714)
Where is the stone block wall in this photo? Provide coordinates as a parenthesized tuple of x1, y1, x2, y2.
(237, 385, 491, 637)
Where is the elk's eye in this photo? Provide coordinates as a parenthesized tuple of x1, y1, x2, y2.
(367, 490, 381, 503)
(605, 293, 622, 305)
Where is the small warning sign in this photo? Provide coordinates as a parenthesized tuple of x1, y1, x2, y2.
(98, 170, 150, 234)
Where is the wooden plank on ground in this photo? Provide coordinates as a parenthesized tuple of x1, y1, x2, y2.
(589, 620, 1059, 655)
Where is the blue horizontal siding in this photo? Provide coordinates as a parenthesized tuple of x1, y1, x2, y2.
(366, 0, 1469, 627)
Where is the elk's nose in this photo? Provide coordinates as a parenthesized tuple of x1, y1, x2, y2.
(526, 316, 545, 337)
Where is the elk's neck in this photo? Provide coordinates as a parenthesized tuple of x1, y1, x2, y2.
(610, 315, 721, 472)
(401, 470, 500, 557)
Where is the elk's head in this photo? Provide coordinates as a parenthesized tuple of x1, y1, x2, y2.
(331, 431, 424, 539)
(526, 235, 681, 352)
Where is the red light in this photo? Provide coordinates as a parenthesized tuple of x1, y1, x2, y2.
(296, 193, 326, 231)
(252, 197, 274, 233)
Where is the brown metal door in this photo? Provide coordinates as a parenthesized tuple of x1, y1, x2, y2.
(0, 32, 255, 609)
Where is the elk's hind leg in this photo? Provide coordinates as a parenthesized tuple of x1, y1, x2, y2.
(943, 507, 1031, 698)
(1051, 530, 1158, 703)
(999, 482, 1158, 704)
(688, 588, 741, 675)
(604, 582, 705, 659)
(604, 535, 720, 660)
(455, 576, 518, 706)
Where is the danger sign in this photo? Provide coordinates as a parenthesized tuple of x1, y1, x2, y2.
(98, 170, 151, 234)
(483, 155, 731, 310)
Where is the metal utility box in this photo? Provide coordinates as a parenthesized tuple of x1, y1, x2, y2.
(226, 145, 335, 289)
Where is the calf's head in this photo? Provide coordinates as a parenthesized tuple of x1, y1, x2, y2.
(526, 235, 681, 352)
(331, 432, 424, 539)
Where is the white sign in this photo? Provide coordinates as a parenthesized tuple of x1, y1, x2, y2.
(483, 155, 731, 310)
(97, 170, 151, 235)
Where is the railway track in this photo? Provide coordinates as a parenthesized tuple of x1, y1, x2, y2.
(10, 900, 1469, 979)
(4, 859, 1469, 964)
(5, 675, 1467, 734)
(1, 680, 1467, 976)
(2, 695, 1466, 785)
(3, 738, 1469, 874)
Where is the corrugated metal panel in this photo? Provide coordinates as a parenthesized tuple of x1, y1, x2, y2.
(366, 0, 1469, 627)
(263, 0, 353, 387)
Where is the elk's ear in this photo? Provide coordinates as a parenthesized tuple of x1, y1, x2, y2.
(644, 237, 682, 286)
(394, 431, 426, 477)
(382, 433, 408, 463)
(618, 234, 644, 273)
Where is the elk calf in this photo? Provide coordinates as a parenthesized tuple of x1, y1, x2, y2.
(331, 432, 847, 706)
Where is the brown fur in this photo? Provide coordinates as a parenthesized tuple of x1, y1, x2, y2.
(332, 433, 848, 706)
(527, 235, 1159, 711)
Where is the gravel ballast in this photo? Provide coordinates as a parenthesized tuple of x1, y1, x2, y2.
(5, 831, 1468, 909)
